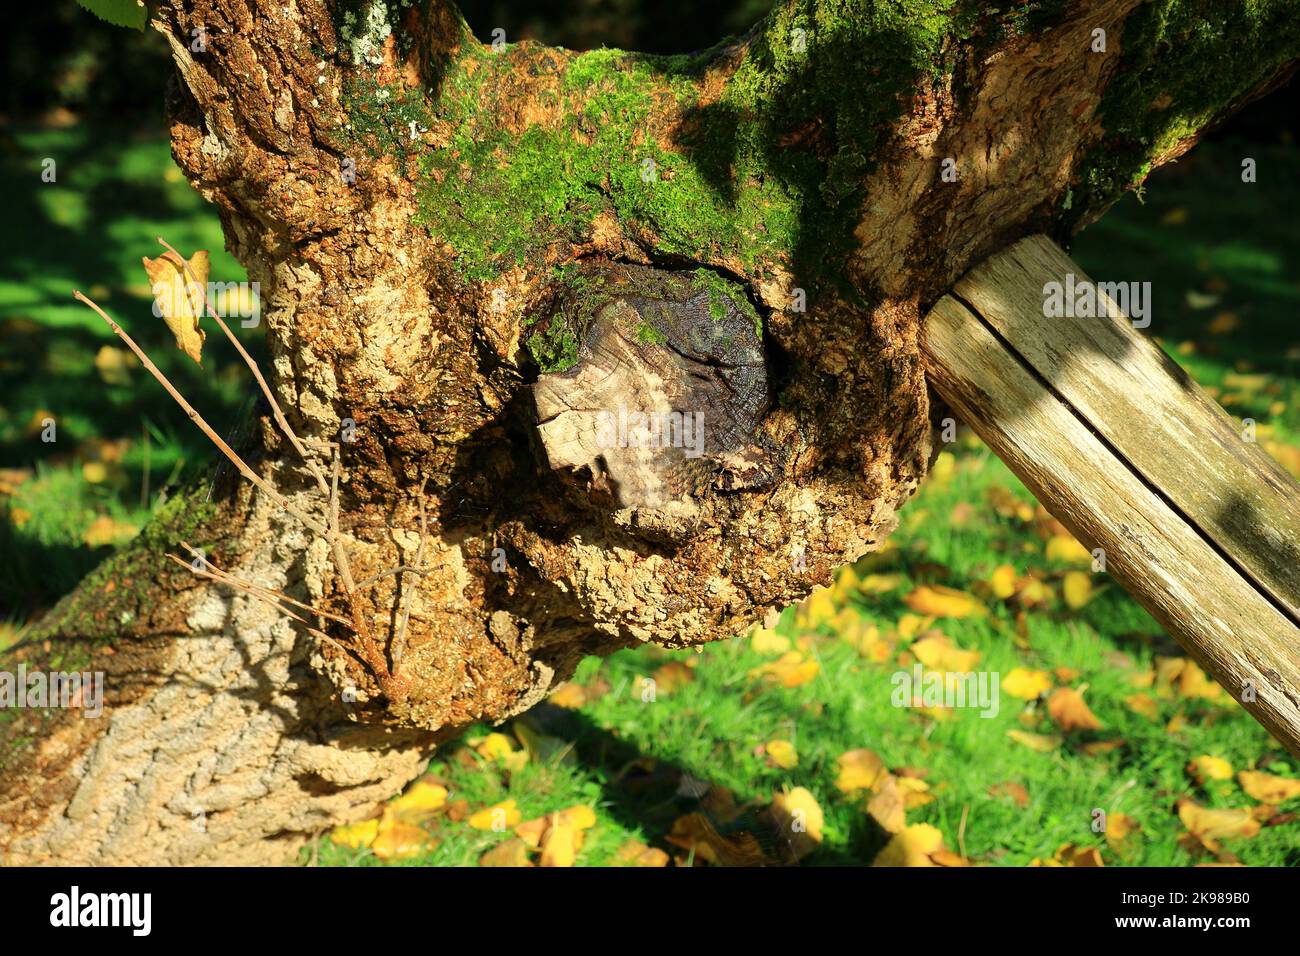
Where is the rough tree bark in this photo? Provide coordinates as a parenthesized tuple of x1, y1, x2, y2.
(2, 0, 1297, 864)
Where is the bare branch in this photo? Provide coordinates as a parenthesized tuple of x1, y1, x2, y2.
(73, 290, 330, 537)
(155, 236, 331, 497)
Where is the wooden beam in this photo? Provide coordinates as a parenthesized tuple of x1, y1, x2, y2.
(923, 235, 1300, 756)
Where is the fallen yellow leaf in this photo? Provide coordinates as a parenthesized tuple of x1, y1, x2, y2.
(1125, 693, 1159, 720)
(1106, 812, 1141, 853)
(867, 775, 907, 833)
(1238, 770, 1300, 803)
(1187, 755, 1234, 784)
(1062, 571, 1093, 609)
(989, 564, 1018, 600)
(750, 626, 791, 656)
(765, 739, 798, 769)
(539, 819, 579, 867)
(1177, 800, 1260, 854)
(1003, 667, 1052, 700)
(835, 748, 888, 794)
(329, 818, 379, 849)
(795, 586, 837, 629)
(387, 779, 448, 821)
(872, 823, 946, 867)
(911, 632, 981, 671)
(615, 839, 670, 867)
(468, 799, 522, 831)
(82, 514, 138, 548)
(1047, 686, 1102, 732)
(370, 821, 429, 860)
(903, 585, 988, 619)
(1046, 535, 1091, 564)
(1007, 729, 1063, 753)
(769, 786, 824, 860)
(748, 651, 819, 688)
(479, 838, 533, 867)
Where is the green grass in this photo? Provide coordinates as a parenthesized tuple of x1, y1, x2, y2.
(310, 437, 1299, 867)
(2, 122, 1297, 865)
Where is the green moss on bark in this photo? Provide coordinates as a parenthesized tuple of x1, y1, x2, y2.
(1069, 0, 1300, 228)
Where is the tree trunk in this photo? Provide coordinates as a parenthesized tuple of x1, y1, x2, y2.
(3, 0, 1297, 864)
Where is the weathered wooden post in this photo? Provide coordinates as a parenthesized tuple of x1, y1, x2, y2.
(923, 235, 1300, 755)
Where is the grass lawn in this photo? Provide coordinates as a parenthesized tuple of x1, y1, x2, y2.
(3, 124, 1299, 866)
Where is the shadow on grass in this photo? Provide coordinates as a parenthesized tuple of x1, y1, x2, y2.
(506, 701, 891, 866)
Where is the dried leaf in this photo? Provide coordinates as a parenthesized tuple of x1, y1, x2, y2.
(329, 818, 379, 849)
(1177, 800, 1260, 854)
(1046, 535, 1091, 564)
(1003, 668, 1052, 700)
(467, 799, 522, 831)
(835, 748, 888, 794)
(912, 632, 981, 671)
(903, 585, 987, 619)
(867, 775, 907, 834)
(989, 781, 1030, 808)
(1047, 686, 1102, 732)
(142, 249, 209, 364)
(769, 786, 824, 860)
(1007, 729, 1063, 753)
(1187, 755, 1234, 784)
(872, 823, 946, 867)
(1238, 770, 1300, 804)
(765, 739, 798, 769)
(479, 838, 533, 867)
(1062, 571, 1093, 609)
(371, 821, 430, 860)
(539, 819, 579, 867)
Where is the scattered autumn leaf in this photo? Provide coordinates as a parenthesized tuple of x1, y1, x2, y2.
(652, 660, 694, 693)
(1007, 729, 1063, 753)
(1106, 813, 1141, 854)
(1187, 755, 1234, 784)
(748, 651, 819, 688)
(1123, 693, 1158, 720)
(911, 632, 981, 672)
(330, 818, 379, 849)
(1061, 571, 1093, 609)
(1238, 770, 1300, 804)
(989, 564, 1018, 600)
(1177, 800, 1260, 854)
(1003, 668, 1053, 700)
(867, 775, 907, 834)
(479, 839, 533, 867)
(615, 839, 670, 867)
(82, 514, 138, 548)
(467, 799, 522, 831)
(1046, 535, 1091, 564)
(904, 585, 988, 619)
(835, 748, 888, 794)
(750, 626, 791, 656)
(769, 786, 824, 860)
(765, 739, 798, 769)
(872, 823, 947, 867)
(1047, 686, 1102, 732)
(371, 821, 430, 860)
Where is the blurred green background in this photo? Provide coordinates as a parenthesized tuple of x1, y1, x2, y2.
(3, 1, 1299, 867)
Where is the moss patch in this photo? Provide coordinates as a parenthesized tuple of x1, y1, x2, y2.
(525, 315, 581, 372)
(1068, 0, 1300, 227)
(406, 3, 1066, 283)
